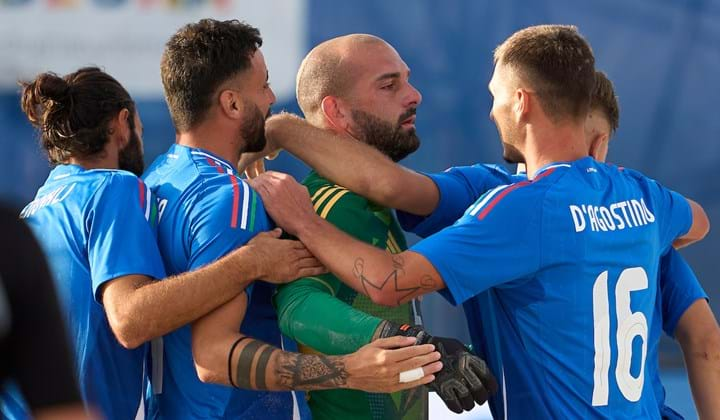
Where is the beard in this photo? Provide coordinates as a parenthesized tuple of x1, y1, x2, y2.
(240, 100, 269, 154)
(351, 108, 420, 162)
(494, 117, 525, 164)
(501, 142, 525, 164)
(119, 129, 145, 176)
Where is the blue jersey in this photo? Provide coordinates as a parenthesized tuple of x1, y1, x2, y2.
(401, 163, 706, 419)
(12, 165, 166, 420)
(410, 158, 692, 419)
(143, 144, 309, 419)
(397, 163, 514, 237)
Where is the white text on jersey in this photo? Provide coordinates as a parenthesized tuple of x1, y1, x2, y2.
(569, 199, 655, 232)
(20, 184, 76, 219)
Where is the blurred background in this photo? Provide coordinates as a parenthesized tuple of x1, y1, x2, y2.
(1, 0, 717, 418)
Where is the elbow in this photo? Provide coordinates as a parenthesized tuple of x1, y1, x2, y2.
(108, 315, 146, 350)
(190, 330, 226, 385)
(192, 343, 224, 384)
(684, 326, 720, 367)
(690, 200, 711, 241)
(195, 365, 220, 384)
(698, 328, 720, 366)
(369, 292, 403, 308)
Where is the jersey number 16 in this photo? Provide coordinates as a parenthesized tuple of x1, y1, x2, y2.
(591, 267, 649, 406)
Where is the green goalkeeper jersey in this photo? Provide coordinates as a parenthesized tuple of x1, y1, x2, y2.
(274, 171, 427, 420)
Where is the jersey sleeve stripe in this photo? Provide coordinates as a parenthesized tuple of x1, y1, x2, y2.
(204, 157, 243, 229)
(311, 185, 332, 202)
(239, 178, 249, 230)
(387, 231, 402, 253)
(138, 179, 146, 211)
(468, 184, 509, 216)
(313, 187, 346, 213)
(248, 189, 258, 231)
(476, 167, 557, 220)
(385, 238, 400, 254)
(144, 183, 152, 221)
(319, 189, 350, 219)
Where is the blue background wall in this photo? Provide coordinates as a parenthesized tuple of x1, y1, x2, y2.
(1, 1, 717, 417)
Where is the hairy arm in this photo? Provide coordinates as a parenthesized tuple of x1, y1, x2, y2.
(192, 291, 442, 392)
(674, 299, 720, 419)
(261, 113, 439, 215)
(301, 222, 443, 307)
(251, 172, 445, 307)
(101, 230, 323, 349)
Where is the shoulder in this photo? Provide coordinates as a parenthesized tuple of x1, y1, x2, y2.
(465, 167, 559, 221)
(91, 170, 146, 207)
(304, 173, 369, 218)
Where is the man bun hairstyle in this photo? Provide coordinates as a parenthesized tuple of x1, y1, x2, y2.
(20, 67, 135, 164)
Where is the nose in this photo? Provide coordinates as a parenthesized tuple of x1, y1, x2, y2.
(405, 82, 422, 108)
(268, 86, 277, 106)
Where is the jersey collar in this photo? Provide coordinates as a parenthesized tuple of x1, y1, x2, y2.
(533, 157, 595, 178)
(174, 144, 237, 174)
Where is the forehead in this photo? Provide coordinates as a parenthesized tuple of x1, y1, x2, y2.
(249, 49, 268, 79)
(349, 42, 408, 83)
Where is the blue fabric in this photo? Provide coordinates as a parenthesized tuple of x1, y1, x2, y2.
(397, 164, 513, 237)
(404, 164, 705, 417)
(11, 165, 165, 420)
(143, 144, 310, 419)
(411, 158, 692, 419)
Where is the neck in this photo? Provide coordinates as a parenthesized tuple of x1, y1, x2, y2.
(177, 120, 244, 168)
(67, 148, 119, 171)
(522, 120, 588, 179)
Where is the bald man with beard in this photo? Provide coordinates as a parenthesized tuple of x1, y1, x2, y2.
(269, 34, 497, 420)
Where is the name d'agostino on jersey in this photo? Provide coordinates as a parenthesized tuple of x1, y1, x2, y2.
(569, 198, 655, 233)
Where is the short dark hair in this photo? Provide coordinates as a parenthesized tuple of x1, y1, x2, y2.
(20, 67, 135, 164)
(591, 71, 619, 134)
(494, 25, 595, 122)
(161, 19, 262, 131)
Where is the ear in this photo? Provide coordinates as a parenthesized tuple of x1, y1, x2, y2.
(513, 88, 531, 122)
(589, 132, 610, 161)
(218, 89, 244, 120)
(113, 108, 131, 148)
(320, 96, 350, 131)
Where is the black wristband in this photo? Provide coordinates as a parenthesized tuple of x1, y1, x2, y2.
(228, 336, 251, 388)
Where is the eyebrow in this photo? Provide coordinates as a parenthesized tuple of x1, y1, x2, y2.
(375, 72, 402, 83)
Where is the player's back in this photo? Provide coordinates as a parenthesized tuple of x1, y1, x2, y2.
(18, 165, 161, 420)
(438, 158, 691, 419)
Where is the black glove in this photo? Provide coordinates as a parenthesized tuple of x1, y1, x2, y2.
(379, 322, 498, 413)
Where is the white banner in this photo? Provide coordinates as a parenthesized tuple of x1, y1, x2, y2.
(0, 0, 307, 100)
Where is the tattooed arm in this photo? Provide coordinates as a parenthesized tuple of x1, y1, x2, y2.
(191, 292, 442, 392)
(249, 172, 446, 307)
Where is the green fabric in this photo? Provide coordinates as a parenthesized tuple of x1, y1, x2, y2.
(273, 171, 427, 420)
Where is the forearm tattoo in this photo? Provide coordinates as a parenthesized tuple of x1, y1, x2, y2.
(235, 340, 267, 389)
(274, 352, 348, 390)
(233, 339, 348, 391)
(352, 255, 436, 305)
